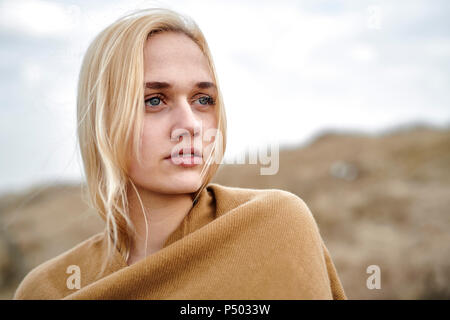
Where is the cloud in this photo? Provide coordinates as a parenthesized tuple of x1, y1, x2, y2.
(0, 0, 449, 192)
(0, 0, 81, 38)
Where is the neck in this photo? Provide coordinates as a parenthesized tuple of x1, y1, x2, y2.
(126, 184, 194, 265)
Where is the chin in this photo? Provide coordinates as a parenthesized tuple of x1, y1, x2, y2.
(131, 170, 204, 195)
(163, 175, 203, 194)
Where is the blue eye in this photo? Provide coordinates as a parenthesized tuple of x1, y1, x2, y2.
(145, 96, 162, 107)
(144, 94, 215, 111)
(197, 96, 215, 105)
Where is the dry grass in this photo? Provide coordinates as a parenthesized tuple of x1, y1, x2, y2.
(1, 124, 449, 299)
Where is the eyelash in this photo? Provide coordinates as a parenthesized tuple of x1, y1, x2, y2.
(144, 94, 216, 111)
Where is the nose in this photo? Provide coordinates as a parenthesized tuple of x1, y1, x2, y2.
(170, 99, 202, 142)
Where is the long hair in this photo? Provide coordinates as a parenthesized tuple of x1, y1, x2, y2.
(76, 7, 227, 275)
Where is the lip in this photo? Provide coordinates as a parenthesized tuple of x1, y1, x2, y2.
(164, 147, 203, 167)
(169, 156, 202, 167)
(164, 147, 202, 159)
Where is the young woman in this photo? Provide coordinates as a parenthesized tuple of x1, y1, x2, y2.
(13, 7, 347, 300)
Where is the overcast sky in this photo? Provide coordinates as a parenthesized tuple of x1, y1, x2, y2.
(0, 0, 449, 194)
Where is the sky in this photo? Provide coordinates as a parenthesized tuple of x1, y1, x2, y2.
(0, 0, 449, 194)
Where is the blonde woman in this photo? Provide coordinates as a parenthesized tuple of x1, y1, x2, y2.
(13, 7, 347, 300)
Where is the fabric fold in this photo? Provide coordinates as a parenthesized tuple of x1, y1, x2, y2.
(13, 183, 347, 300)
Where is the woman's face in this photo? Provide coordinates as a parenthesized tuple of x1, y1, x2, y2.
(128, 31, 218, 195)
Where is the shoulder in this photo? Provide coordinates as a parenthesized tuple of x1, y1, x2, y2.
(207, 182, 312, 211)
(207, 183, 320, 233)
(207, 184, 346, 299)
(13, 232, 105, 300)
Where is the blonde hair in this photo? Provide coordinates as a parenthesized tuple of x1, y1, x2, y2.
(76, 7, 227, 275)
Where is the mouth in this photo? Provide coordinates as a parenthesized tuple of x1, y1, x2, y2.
(164, 147, 203, 167)
(164, 147, 202, 161)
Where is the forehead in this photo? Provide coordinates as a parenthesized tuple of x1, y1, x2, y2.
(143, 32, 213, 82)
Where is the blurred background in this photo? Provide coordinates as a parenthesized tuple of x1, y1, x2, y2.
(0, 0, 449, 299)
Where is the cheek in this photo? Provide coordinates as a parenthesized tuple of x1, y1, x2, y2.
(201, 113, 218, 141)
(201, 112, 217, 130)
(129, 121, 165, 169)
(139, 123, 162, 159)
(200, 116, 219, 159)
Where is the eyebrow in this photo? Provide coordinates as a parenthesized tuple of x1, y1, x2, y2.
(144, 81, 216, 90)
